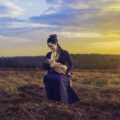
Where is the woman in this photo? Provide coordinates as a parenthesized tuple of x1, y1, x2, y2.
(43, 34, 79, 104)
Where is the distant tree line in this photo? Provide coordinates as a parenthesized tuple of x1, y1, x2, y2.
(0, 54, 120, 69)
(71, 54, 120, 69)
(0, 56, 44, 69)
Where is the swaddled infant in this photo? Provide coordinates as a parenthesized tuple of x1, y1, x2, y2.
(45, 58, 67, 74)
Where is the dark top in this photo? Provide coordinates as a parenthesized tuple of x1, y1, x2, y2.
(42, 49, 73, 77)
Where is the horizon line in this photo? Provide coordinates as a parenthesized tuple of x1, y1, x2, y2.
(0, 53, 120, 58)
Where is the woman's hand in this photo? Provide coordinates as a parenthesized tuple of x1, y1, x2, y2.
(44, 58, 51, 65)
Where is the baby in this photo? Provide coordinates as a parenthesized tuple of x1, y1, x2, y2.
(45, 58, 67, 74)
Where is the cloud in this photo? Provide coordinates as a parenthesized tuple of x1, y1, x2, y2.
(0, 0, 119, 43)
(0, 34, 43, 49)
(0, 0, 24, 17)
(59, 31, 103, 38)
(43, 6, 61, 15)
(0, 35, 28, 43)
(46, 0, 63, 4)
(0, 17, 58, 36)
(92, 0, 120, 33)
(28, 0, 120, 34)
(31, 0, 99, 26)
(101, 0, 120, 12)
(1, 0, 119, 36)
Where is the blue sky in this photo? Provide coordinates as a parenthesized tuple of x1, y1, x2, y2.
(0, 0, 120, 56)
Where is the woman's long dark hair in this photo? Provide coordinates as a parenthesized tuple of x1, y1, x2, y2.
(57, 43, 64, 55)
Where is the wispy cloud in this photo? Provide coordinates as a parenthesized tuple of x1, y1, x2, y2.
(46, 0, 63, 4)
(1, 0, 119, 35)
(31, 0, 120, 33)
(0, 0, 24, 17)
(59, 31, 103, 38)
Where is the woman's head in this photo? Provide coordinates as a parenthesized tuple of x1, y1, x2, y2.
(47, 42, 58, 51)
(47, 34, 58, 44)
(47, 34, 62, 53)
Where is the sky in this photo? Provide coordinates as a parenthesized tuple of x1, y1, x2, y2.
(0, 0, 120, 56)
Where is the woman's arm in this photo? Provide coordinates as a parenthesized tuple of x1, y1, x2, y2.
(42, 53, 51, 70)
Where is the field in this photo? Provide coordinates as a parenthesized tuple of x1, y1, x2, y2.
(0, 69, 120, 120)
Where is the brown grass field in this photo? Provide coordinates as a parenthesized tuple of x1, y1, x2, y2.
(0, 69, 120, 120)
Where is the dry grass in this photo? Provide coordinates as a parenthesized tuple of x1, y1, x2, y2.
(0, 69, 120, 120)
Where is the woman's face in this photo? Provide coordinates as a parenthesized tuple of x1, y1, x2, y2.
(48, 43, 57, 51)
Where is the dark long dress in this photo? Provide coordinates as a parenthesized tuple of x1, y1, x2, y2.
(43, 50, 80, 104)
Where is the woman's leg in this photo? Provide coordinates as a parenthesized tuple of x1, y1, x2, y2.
(43, 74, 61, 102)
(59, 75, 69, 104)
(43, 75, 53, 100)
(50, 77, 61, 101)
(59, 75, 80, 104)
